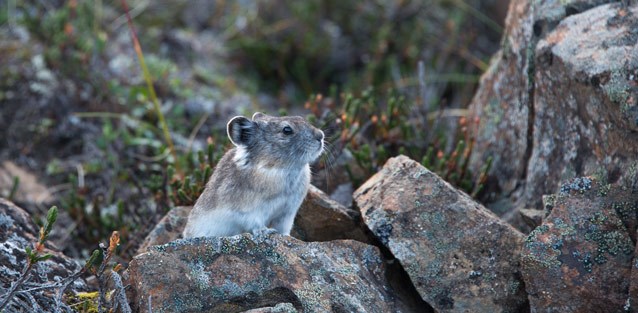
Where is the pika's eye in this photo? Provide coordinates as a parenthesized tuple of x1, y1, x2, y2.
(282, 126, 294, 135)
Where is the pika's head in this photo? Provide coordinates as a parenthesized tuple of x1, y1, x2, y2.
(227, 112, 324, 168)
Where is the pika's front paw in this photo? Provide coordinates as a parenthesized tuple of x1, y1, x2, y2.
(251, 227, 278, 238)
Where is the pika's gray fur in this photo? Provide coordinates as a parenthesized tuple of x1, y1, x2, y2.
(183, 112, 325, 238)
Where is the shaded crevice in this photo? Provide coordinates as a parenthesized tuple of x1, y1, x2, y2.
(519, 2, 540, 190)
(211, 287, 303, 313)
(354, 213, 435, 313)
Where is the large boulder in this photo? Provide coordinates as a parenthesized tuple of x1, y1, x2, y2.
(0, 198, 87, 310)
(521, 177, 636, 312)
(469, 0, 638, 219)
(354, 155, 528, 312)
(126, 234, 412, 312)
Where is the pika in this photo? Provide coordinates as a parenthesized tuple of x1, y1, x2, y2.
(183, 112, 325, 238)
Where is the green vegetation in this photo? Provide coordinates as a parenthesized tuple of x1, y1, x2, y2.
(306, 88, 491, 195)
(2, 0, 500, 245)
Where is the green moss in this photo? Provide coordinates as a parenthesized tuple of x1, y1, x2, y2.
(552, 217, 576, 238)
(296, 280, 328, 310)
(612, 201, 637, 224)
(559, 177, 593, 195)
(67, 291, 100, 313)
(598, 184, 612, 197)
(584, 213, 633, 265)
(524, 225, 563, 269)
(420, 211, 446, 228)
(604, 70, 631, 105)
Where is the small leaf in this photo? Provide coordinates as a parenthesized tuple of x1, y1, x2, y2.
(113, 263, 123, 272)
(108, 231, 120, 254)
(85, 249, 101, 270)
(42, 206, 59, 243)
(36, 254, 53, 262)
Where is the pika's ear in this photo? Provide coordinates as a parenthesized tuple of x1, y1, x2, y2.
(227, 116, 254, 146)
(252, 112, 265, 120)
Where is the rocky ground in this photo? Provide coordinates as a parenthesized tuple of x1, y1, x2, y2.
(2, 0, 638, 312)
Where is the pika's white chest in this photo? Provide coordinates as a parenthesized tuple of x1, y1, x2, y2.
(252, 163, 310, 219)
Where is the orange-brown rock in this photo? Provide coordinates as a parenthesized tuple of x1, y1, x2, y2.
(291, 185, 369, 243)
(127, 234, 409, 312)
(354, 155, 528, 312)
(521, 177, 636, 312)
(468, 0, 638, 226)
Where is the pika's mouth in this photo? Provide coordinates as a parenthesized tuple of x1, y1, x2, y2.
(310, 141, 324, 161)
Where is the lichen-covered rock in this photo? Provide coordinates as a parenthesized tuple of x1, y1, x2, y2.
(291, 185, 370, 243)
(0, 198, 86, 309)
(353, 155, 528, 313)
(469, 0, 638, 219)
(521, 177, 636, 312)
(525, 3, 638, 210)
(240, 303, 298, 313)
(629, 233, 638, 311)
(136, 206, 191, 254)
(126, 234, 408, 313)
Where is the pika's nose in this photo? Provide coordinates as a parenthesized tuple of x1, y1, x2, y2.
(314, 130, 324, 142)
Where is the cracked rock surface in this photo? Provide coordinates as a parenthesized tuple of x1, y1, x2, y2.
(0, 198, 87, 310)
(354, 156, 528, 313)
(469, 0, 638, 226)
(521, 177, 637, 312)
(126, 234, 409, 313)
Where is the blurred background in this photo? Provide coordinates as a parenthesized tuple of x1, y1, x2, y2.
(0, 0, 509, 259)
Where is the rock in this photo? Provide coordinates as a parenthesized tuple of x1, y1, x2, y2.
(126, 234, 410, 312)
(327, 182, 354, 207)
(291, 185, 370, 243)
(521, 177, 636, 312)
(519, 208, 545, 229)
(468, 0, 638, 218)
(0, 161, 53, 204)
(0, 198, 86, 310)
(132, 209, 187, 254)
(526, 2, 638, 209)
(135, 206, 191, 254)
(353, 155, 528, 312)
(630, 234, 638, 311)
(240, 303, 298, 313)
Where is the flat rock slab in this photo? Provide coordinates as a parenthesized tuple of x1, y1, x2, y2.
(126, 233, 406, 313)
(354, 155, 527, 312)
(521, 177, 636, 312)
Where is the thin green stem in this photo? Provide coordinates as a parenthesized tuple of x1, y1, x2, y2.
(121, 0, 179, 174)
